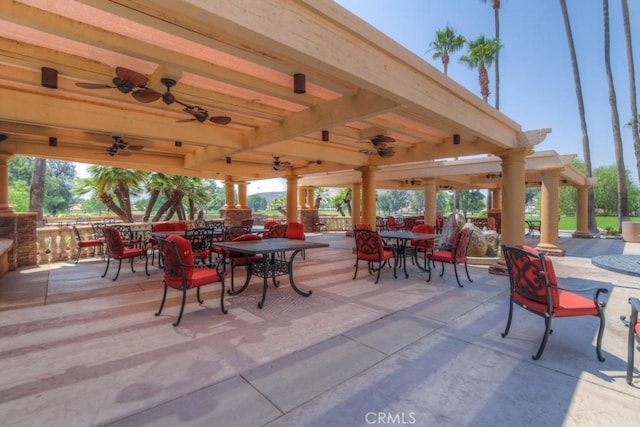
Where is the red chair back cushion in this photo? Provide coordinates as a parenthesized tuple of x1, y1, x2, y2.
(285, 222, 305, 240)
(166, 235, 194, 282)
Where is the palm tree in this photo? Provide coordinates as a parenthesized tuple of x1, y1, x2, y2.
(621, 0, 640, 183)
(142, 172, 167, 222)
(603, 0, 629, 229)
(459, 35, 501, 103)
(428, 25, 466, 75)
(560, 0, 598, 234)
(480, 0, 501, 110)
(75, 166, 146, 222)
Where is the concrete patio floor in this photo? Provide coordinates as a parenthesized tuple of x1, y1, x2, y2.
(1, 233, 639, 426)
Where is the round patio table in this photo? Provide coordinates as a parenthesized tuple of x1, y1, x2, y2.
(591, 254, 640, 277)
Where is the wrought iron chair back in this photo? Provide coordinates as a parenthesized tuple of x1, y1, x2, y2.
(353, 228, 396, 284)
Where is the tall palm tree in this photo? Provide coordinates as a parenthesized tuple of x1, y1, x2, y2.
(560, 0, 598, 234)
(481, 0, 501, 110)
(142, 172, 167, 222)
(75, 166, 146, 222)
(622, 0, 640, 183)
(459, 35, 501, 102)
(428, 25, 466, 75)
(603, 0, 629, 229)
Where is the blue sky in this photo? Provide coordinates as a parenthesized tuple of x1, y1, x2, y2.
(334, 0, 640, 178)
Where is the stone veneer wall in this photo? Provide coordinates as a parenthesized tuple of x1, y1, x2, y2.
(220, 208, 252, 226)
(0, 212, 37, 271)
(17, 213, 38, 267)
(299, 209, 317, 232)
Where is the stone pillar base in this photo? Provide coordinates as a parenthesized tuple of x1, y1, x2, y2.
(220, 208, 252, 226)
(535, 243, 565, 256)
(571, 231, 593, 239)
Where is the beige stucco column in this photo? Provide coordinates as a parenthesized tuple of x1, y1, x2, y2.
(286, 174, 299, 223)
(223, 178, 235, 209)
(236, 181, 248, 208)
(499, 149, 528, 247)
(306, 188, 314, 209)
(490, 188, 502, 212)
(0, 154, 14, 213)
(351, 182, 362, 226)
(424, 178, 437, 227)
(360, 166, 377, 228)
(297, 187, 305, 209)
(572, 184, 591, 238)
(536, 169, 564, 255)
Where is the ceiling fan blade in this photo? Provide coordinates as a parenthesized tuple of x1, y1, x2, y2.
(132, 89, 161, 103)
(177, 118, 196, 123)
(115, 67, 148, 87)
(76, 82, 114, 89)
(378, 135, 395, 143)
(127, 145, 144, 151)
(117, 151, 133, 157)
(209, 116, 232, 125)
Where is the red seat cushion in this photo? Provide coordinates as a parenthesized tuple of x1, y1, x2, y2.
(357, 249, 395, 261)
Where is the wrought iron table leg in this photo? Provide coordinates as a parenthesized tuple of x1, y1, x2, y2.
(258, 255, 268, 308)
(288, 249, 312, 297)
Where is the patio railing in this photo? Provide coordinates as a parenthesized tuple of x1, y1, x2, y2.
(35, 216, 353, 265)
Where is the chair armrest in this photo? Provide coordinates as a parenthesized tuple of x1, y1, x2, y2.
(554, 285, 609, 306)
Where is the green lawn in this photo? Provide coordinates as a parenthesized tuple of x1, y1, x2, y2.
(527, 216, 640, 231)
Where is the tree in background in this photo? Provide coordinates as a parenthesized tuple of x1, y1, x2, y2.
(621, 0, 640, 184)
(560, 0, 598, 234)
(459, 35, 501, 102)
(247, 194, 267, 211)
(480, 0, 501, 109)
(8, 156, 76, 218)
(603, 0, 629, 230)
(29, 159, 46, 226)
(409, 190, 425, 215)
(437, 191, 452, 214)
(377, 190, 409, 216)
(428, 25, 466, 75)
(593, 165, 640, 216)
(458, 190, 485, 217)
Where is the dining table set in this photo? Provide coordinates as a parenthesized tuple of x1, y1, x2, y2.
(147, 224, 329, 308)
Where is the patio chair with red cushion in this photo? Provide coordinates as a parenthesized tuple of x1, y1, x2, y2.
(386, 216, 402, 231)
(241, 218, 254, 228)
(625, 297, 640, 383)
(72, 224, 104, 264)
(427, 226, 474, 287)
(312, 215, 326, 232)
(501, 244, 608, 361)
(156, 235, 227, 326)
(409, 224, 436, 270)
(102, 226, 149, 281)
(285, 222, 306, 259)
(267, 224, 288, 239)
(353, 228, 396, 284)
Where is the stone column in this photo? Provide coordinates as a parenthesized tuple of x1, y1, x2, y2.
(424, 178, 437, 227)
(0, 154, 15, 213)
(572, 184, 591, 238)
(490, 189, 502, 212)
(352, 182, 362, 227)
(306, 188, 314, 209)
(536, 169, 564, 255)
(286, 174, 299, 224)
(223, 178, 235, 209)
(236, 181, 248, 209)
(499, 149, 528, 248)
(360, 166, 377, 228)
